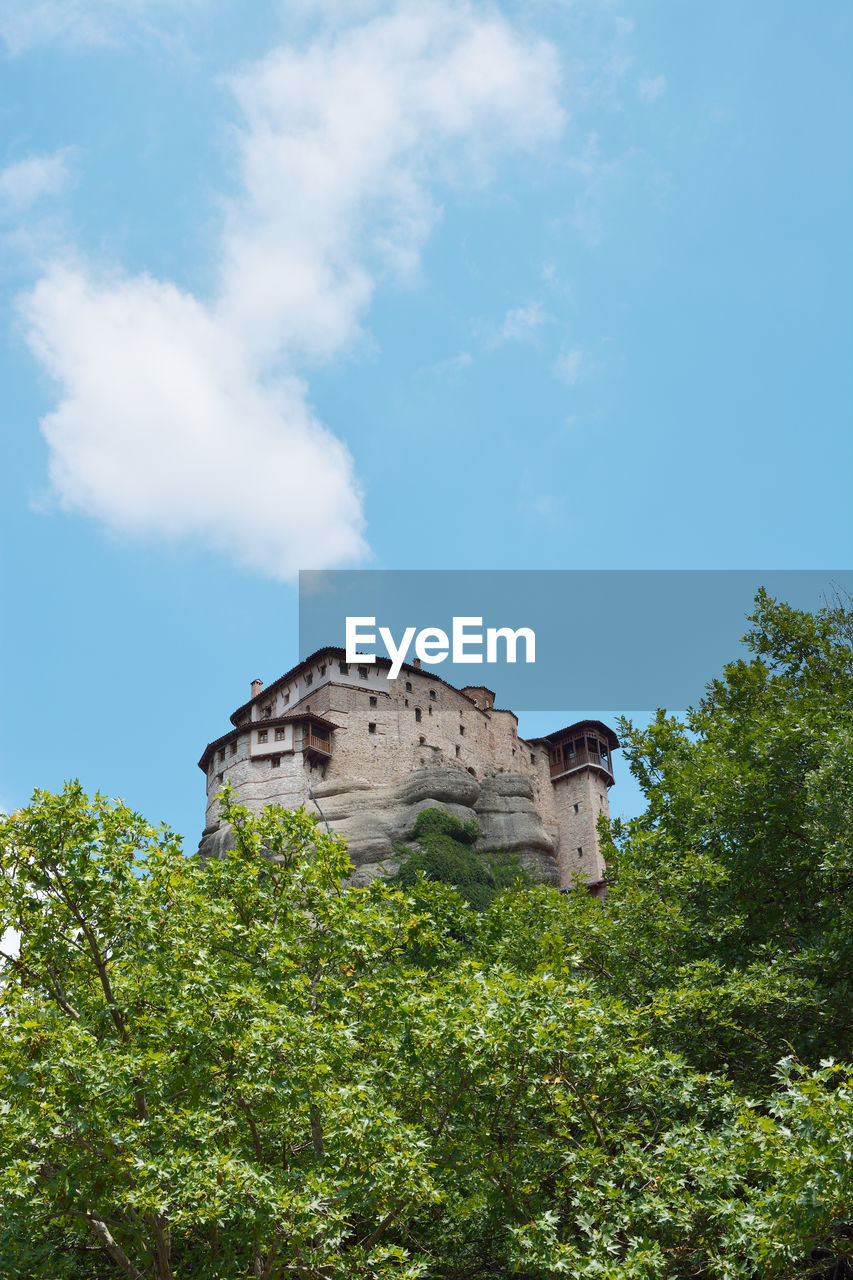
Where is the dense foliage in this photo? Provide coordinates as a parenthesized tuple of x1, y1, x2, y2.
(392, 807, 530, 910)
(0, 591, 851, 1279)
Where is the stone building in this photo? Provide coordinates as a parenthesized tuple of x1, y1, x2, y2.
(197, 647, 618, 892)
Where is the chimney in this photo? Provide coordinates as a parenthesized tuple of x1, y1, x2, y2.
(251, 678, 263, 699)
(412, 658, 421, 669)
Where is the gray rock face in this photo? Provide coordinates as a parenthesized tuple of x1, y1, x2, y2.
(197, 765, 559, 886)
(474, 774, 558, 882)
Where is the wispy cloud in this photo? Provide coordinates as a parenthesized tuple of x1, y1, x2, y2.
(418, 350, 472, 378)
(638, 74, 666, 103)
(0, 0, 205, 53)
(22, 3, 565, 579)
(0, 150, 73, 214)
(491, 301, 549, 347)
(553, 346, 584, 385)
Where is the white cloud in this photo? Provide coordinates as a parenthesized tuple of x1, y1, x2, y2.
(491, 301, 549, 346)
(0, 151, 73, 214)
(22, 2, 564, 579)
(220, 6, 564, 362)
(22, 266, 368, 577)
(638, 74, 666, 103)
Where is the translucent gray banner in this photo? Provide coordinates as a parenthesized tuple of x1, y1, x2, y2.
(298, 570, 851, 711)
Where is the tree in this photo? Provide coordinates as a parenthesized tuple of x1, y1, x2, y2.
(2, 591, 853, 1277)
(549, 588, 853, 1085)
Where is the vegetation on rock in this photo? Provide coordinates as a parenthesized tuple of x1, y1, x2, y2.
(392, 807, 530, 911)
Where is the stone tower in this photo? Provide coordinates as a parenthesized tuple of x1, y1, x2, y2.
(532, 721, 618, 893)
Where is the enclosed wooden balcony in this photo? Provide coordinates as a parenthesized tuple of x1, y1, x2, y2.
(549, 738, 613, 782)
(538, 721, 618, 785)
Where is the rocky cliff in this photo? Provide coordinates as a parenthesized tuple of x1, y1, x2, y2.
(198, 764, 559, 885)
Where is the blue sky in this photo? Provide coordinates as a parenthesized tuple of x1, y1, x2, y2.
(1, 0, 850, 843)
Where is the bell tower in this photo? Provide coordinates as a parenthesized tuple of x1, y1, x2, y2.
(539, 720, 619, 893)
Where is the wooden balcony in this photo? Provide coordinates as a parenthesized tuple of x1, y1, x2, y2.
(303, 727, 332, 762)
(549, 739, 613, 783)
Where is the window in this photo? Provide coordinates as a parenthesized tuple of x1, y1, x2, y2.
(275, 728, 286, 741)
(305, 672, 313, 686)
(428, 706, 433, 715)
(369, 695, 377, 707)
(455, 745, 460, 757)
(404, 698, 409, 707)
(230, 743, 237, 755)
(358, 665, 369, 679)
(218, 749, 225, 762)
(368, 722, 376, 734)
(405, 681, 412, 692)
(577, 846, 583, 857)
(283, 691, 290, 705)
(262, 704, 272, 719)
(419, 735, 426, 745)
(459, 725, 465, 735)
(530, 753, 535, 765)
(216, 772, 223, 783)
(258, 730, 268, 743)
(339, 662, 349, 674)
(573, 803, 579, 814)
(429, 689, 436, 701)
(415, 708, 422, 722)
(271, 757, 280, 768)
(319, 664, 326, 676)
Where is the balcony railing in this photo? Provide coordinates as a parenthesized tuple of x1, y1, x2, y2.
(549, 741, 612, 780)
(303, 729, 332, 759)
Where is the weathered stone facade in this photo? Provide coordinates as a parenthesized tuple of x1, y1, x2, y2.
(198, 648, 618, 891)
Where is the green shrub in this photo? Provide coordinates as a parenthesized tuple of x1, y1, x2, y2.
(392, 806, 530, 910)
